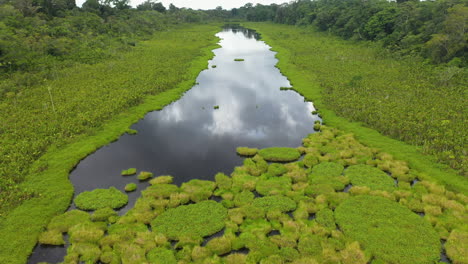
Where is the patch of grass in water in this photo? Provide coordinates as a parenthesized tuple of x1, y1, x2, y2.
(74, 187, 128, 210)
(151, 200, 227, 240)
(234, 58, 245, 61)
(214, 105, 220, 109)
(137, 171, 153, 181)
(124, 183, 137, 192)
(258, 147, 301, 162)
(121, 168, 137, 176)
(236, 147, 258, 156)
(345, 164, 395, 192)
(335, 195, 440, 264)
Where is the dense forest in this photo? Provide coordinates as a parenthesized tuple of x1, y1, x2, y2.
(229, 0, 468, 65)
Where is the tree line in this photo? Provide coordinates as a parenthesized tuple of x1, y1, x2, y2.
(0, 0, 213, 96)
(229, 0, 467, 66)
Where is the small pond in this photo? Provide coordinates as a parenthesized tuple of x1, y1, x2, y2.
(28, 25, 319, 263)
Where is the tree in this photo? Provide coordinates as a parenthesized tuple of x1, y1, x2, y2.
(137, 0, 165, 12)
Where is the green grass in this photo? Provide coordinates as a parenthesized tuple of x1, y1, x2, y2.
(258, 147, 301, 162)
(137, 171, 153, 181)
(121, 168, 137, 176)
(236, 147, 258, 156)
(0, 24, 220, 264)
(335, 195, 441, 264)
(244, 22, 467, 195)
(124, 183, 137, 192)
(151, 200, 227, 240)
(345, 164, 395, 192)
(234, 58, 245, 61)
(74, 187, 128, 210)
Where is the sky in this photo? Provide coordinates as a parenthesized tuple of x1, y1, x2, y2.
(76, 0, 288, 10)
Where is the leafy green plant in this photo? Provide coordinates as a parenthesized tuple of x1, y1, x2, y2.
(258, 147, 301, 162)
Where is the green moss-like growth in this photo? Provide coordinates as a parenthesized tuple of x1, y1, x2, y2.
(256, 177, 292, 196)
(69, 222, 105, 243)
(335, 195, 440, 264)
(309, 162, 346, 191)
(149, 175, 173, 185)
(38, 230, 64, 245)
(315, 208, 335, 229)
(142, 184, 179, 199)
(258, 147, 301, 162)
(124, 183, 137, 192)
(445, 229, 468, 264)
(267, 163, 288, 177)
(234, 58, 245, 61)
(252, 196, 297, 212)
(147, 248, 177, 264)
(47, 210, 90, 232)
(212, 65, 217, 68)
(137, 171, 153, 181)
(214, 105, 219, 109)
(74, 187, 128, 210)
(91, 207, 117, 222)
(237, 147, 259, 156)
(181, 179, 216, 202)
(345, 164, 395, 192)
(121, 168, 137, 176)
(151, 200, 227, 240)
(206, 236, 232, 255)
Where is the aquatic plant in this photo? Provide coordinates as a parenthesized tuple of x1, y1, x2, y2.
(74, 187, 128, 210)
(124, 183, 137, 192)
(137, 171, 153, 181)
(345, 164, 395, 192)
(258, 147, 301, 162)
(236, 147, 258, 156)
(256, 177, 292, 196)
(151, 200, 227, 240)
(46, 210, 90, 233)
(234, 58, 245, 61)
(445, 229, 468, 264)
(214, 105, 219, 109)
(181, 179, 216, 202)
(38, 230, 64, 246)
(149, 175, 173, 185)
(91, 207, 118, 222)
(335, 195, 440, 263)
(251, 196, 297, 212)
(121, 168, 137, 176)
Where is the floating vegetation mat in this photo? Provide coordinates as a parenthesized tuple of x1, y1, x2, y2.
(39, 126, 467, 264)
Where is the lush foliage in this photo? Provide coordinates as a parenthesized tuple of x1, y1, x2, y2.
(258, 147, 301, 162)
(335, 195, 440, 263)
(74, 187, 128, 210)
(36, 126, 467, 263)
(0, 23, 219, 264)
(0, 23, 219, 215)
(246, 22, 467, 177)
(231, 0, 467, 65)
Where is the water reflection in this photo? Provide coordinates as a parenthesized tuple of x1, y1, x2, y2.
(28, 26, 319, 263)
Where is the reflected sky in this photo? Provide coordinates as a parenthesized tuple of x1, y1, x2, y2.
(29, 26, 319, 264)
(70, 26, 319, 204)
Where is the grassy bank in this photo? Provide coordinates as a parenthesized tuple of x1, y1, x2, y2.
(0, 24, 220, 264)
(244, 22, 467, 195)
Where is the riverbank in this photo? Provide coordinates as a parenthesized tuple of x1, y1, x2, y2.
(245, 22, 467, 195)
(0, 24, 220, 264)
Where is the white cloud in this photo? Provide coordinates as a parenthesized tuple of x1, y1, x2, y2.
(76, 0, 287, 10)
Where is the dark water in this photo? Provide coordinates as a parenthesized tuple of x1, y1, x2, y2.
(28, 26, 319, 263)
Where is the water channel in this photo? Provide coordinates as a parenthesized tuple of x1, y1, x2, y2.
(28, 25, 319, 263)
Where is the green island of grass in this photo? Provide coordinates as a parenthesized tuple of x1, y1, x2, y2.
(258, 147, 301, 162)
(74, 187, 128, 210)
(335, 195, 441, 264)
